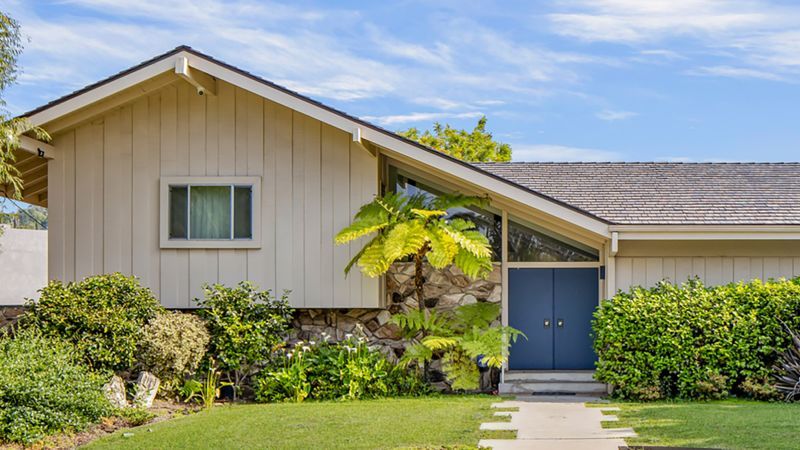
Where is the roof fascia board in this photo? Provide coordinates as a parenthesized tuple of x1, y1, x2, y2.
(618, 228, 800, 240)
(27, 56, 177, 128)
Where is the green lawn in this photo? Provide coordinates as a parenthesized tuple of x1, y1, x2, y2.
(87, 396, 506, 450)
(604, 399, 800, 450)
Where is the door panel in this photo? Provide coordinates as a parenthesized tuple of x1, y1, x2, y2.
(508, 268, 553, 370)
(553, 268, 598, 369)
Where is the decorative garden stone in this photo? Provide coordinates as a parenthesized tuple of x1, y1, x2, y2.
(133, 371, 160, 408)
(104, 375, 128, 408)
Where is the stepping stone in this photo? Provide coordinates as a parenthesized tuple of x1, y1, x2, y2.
(480, 422, 518, 431)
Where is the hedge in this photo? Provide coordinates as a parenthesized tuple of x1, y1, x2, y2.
(593, 278, 800, 400)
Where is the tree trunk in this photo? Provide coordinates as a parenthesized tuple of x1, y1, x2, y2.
(414, 246, 430, 382)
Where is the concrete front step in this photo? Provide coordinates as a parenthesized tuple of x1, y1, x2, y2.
(499, 381, 607, 395)
(503, 370, 597, 383)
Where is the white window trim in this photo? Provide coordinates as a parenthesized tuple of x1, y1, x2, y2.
(160, 176, 262, 249)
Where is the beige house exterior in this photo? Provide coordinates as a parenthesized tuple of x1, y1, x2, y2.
(8, 46, 800, 374)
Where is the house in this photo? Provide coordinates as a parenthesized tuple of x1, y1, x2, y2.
(6, 46, 800, 381)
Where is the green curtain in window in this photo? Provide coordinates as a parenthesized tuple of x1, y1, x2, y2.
(190, 186, 231, 239)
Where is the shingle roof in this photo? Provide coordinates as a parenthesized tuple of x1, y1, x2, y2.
(473, 162, 800, 225)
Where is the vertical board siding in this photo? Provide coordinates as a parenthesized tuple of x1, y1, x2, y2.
(49, 80, 379, 308)
(615, 255, 800, 292)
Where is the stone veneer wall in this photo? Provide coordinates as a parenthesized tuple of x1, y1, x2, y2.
(0, 306, 25, 329)
(292, 262, 502, 366)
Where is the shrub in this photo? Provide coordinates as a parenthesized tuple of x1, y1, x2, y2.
(24, 273, 163, 373)
(594, 278, 800, 400)
(197, 282, 293, 398)
(393, 302, 524, 390)
(0, 329, 111, 444)
(774, 324, 800, 401)
(255, 330, 428, 402)
(139, 311, 209, 394)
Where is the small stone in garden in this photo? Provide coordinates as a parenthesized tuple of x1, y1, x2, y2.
(123, 433, 134, 438)
(103, 375, 128, 409)
(132, 371, 160, 408)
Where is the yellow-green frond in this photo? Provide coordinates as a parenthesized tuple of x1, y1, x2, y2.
(427, 228, 458, 269)
(357, 238, 391, 277)
(411, 208, 447, 219)
(421, 335, 459, 351)
(454, 247, 493, 280)
(382, 220, 429, 261)
(440, 226, 492, 259)
(335, 219, 388, 244)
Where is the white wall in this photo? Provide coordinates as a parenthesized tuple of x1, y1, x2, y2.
(614, 240, 800, 291)
(0, 226, 47, 305)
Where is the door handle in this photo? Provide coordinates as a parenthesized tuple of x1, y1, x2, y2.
(557, 319, 564, 328)
(543, 319, 551, 328)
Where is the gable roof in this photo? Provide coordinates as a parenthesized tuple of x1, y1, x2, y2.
(23, 45, 611, 237)
(475, 162, 800, 225)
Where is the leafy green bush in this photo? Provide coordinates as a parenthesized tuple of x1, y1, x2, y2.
(0, 329, 111, 444)
(594, 278, 800, 400)
(139, 311, 209, 395)
(24, 273, 163, 373)
(255, 331, 428, 402)
(197, 282, 293, 397)
(393, 302, 524, 390)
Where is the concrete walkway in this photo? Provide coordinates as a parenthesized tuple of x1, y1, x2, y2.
(478, 396, 636, 450)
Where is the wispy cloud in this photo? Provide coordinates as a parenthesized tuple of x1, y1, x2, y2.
(361, 111, 484, 126)
(686, 65, 785, 81)
(512, 144, 622, 162)
(596, 109, 638, 121)
(548, 0, 800, 82)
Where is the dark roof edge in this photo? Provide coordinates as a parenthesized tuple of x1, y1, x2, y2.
(21, 45, 611, 226)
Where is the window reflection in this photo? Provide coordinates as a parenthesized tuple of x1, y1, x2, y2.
(507, 217, 598, 262)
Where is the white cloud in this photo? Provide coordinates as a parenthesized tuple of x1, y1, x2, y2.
(548, 0, 800, 81)
(361, 111, 484, 126)
(512, 144, 622, 162)
(686, 65, 784, 81)
(596, 109, 638, 121)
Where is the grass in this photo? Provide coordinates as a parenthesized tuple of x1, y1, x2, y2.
(86, 395, 507, 450)
(602, 399, 800, 450)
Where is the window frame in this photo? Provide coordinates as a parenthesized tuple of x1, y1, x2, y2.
(159, 176, 261, 249)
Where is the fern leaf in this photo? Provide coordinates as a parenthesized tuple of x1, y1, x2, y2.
(382, 221, 429, 261)
(453, 302, 500, 330)
(440, 224, 492, 259)
(421, 335, 459, 351)
(427, 228, 459, 269)
(357, 238, 391, 277)
(398, 342, 433, 368)
(335, 214, 388, 244)
(454, 247, 493, 280)
(411, 208, 447, 219)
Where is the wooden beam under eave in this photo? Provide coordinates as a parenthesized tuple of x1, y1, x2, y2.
(42, 71, 178, 134)
(175, 56, 216, 96)
(18, 135, 56, 159)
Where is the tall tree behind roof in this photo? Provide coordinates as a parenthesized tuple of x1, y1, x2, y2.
(399, 116, 512, 162)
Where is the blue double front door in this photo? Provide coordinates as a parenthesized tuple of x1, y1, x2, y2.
(508, 268, 599, 370)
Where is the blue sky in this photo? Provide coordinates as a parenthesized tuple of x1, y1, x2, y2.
(4, 0, 800, 162)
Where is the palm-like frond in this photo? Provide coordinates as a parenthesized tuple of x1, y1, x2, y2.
(398, 342, 434, 368)
(421, 335, 458, 351)
(391, 309, 449, 337)
(356, 237, 391, 278)
(454, 248, 493, 280)
(427, 228, 459, 269)
(382, 220, 429, 261)
(453, 302, 500, 330)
